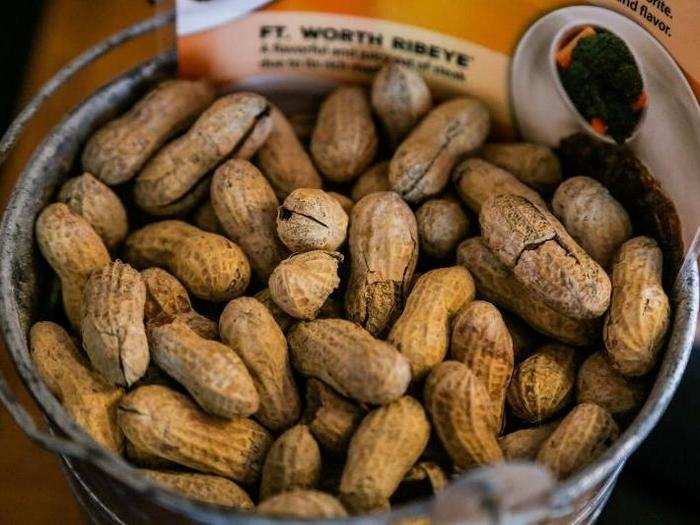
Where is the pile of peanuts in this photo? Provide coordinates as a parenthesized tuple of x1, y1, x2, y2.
(29, 62, 670, 518)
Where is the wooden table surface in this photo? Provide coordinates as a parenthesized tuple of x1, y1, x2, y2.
(0, 1, 171, 522)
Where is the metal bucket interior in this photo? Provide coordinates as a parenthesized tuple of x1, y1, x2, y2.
(0, 13, 697, 525)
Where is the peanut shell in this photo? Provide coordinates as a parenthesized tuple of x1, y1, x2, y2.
(576, 352, 645, 416)
(388, 267, 475, 380)
(415, 197, 470, 260)
(219, 297, 301, 432)
(288, 318, 411, 405)
(346, 191, 418, 335)
(268, 251, 342, 320)
(507, 344, 576, 423)
(311, 86, 378, 183)
(424, 361, 503, 469)
(260, 424, 322, 500)
(142, 470, 254, 509)
(498, 420, 559, 460)
(30, 322, 123, 452)
(340, 396, 430, 514)
(118, 385, 272, 484)
(480, 143, 561, 193)
(351, 161, 390, 202)
(81, 261, 149, 386)
(257, 490, 347, 518)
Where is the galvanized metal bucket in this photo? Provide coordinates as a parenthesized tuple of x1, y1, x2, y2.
(0, 12, 697, 525)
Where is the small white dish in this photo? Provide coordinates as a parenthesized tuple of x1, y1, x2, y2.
(548, 21, 649, 145)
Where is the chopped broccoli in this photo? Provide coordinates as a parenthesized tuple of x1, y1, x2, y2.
(558, 29, 644, 143)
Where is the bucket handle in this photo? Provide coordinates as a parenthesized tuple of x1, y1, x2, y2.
(0, 10, 173, 476)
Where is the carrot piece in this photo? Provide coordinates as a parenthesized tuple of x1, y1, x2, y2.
(590, 117, 607, 135)
(632, 90, 648, 111)
(556, 26, 596, 69)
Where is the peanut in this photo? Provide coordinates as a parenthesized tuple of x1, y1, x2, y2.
(142, 470, 253, 509)
(57, 173, 128, 251)
(480, 143, 562, 193)
(388, 267, 475, 380)
(124, 221, 251, 302)
(457, 237, 598, 346)
(82, 80, 215, 185)
(118, 385, 272, 484)
(210, 158, 287, 279)
(480, 194, 611, 319)
(576, 352, 645, 416)
(415, 197, 470, 260)
(304, 379, 364, 455)
(450, 300, 514, 428)
(288, 318, 411, 405)
(141, 267, 218, 340)
(507, 344, 576, 423)
(498, 420, 559, 460)
(502, 313, 540, 361)
(536, 402, 619, 479)
(269, 251, 342, 320)
(311, 86, 378, 182)
(604, 236, 670, 376)
(351, 161, 390, 202)
(81, 261, 149, 386)
(389, 98, 490, 203)
(256, 105, 322, 198)
(276, 189, 348, 252)
(424, 361, 503, 469)
(552, 176, 632, 268)
(126, 442, 175, 468)
(340, 396, 430, 514)
(192, 199, 224, 234)
(35, 203, 110, 328)
(452, 158, 546, 213)
(219, 297, 301, 432)
(134, 92, 271, 215)
(254, 288, 340, 333)
(345, 191, 418, 335)
(147, 317, 259, 418)
(371, 62, 432, 147)
(30, 321, 123, 452)
(257, 490, 348, 518)
(260, 424, 321, 500)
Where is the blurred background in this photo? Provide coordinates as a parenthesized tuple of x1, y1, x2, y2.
(0, 1, 697, 523)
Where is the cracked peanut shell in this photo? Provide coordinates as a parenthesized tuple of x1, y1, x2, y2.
(345, 191, 418, 336)
(277, 189, 348, 252)
(389, 98, 490, 203)
(269, 251, 343, 320)
(340, 396, 430, 514)
(219, 297, 301, 432)
(388, 267, 475, 380)
(457, 237, 598, 346)
(118, 385, 272, 484)
(480, 194, 611, 320)
(288, 318, 411, 405)
(81, 261, 149, 387)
